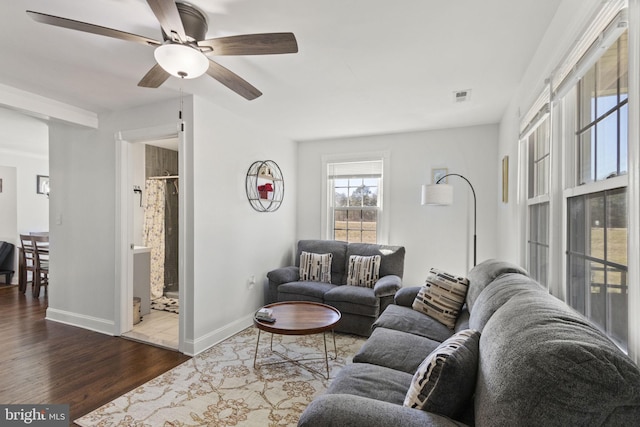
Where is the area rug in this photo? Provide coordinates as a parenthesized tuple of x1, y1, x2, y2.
(75, 327, 366, 426)
(151, 296, 179, 314)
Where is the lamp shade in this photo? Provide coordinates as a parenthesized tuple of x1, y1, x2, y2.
(422, 184, 453, 206)
(154, 44, 209, 79)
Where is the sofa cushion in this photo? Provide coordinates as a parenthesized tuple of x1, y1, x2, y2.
(277, 281, 337, 302)
(373, 304, 454, 343)
(468, 273, 544, 332)
(465, 259, 528, 311)
(297, 240, 348, 284)
(324, 285, 379, 317)
(475, 292, 640, 425)
(299, 251, 333, 283)
(346, 243, 405, 281)
(412, 268, 469, 329)
(346, 255, 381, 287)
(353, 327, 441, 374)
(326, 363, 414, 406)
(404, 329, 480, 419)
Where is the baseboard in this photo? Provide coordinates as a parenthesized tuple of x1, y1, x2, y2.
(183, 314, 254, 356)
(46, 307, 116, 336)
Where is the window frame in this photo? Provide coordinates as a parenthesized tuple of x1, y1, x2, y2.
(559, 28, 629, 351)
(321, 152, 390, 244)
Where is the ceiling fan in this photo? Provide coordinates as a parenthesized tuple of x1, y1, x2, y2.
(26, 0, 298, 100)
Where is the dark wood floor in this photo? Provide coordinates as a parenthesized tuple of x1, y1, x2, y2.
(0, 285, 190, 425)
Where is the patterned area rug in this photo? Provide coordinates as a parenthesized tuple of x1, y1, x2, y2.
(75, 327, 366, 426)
(151, 296, 179, 314)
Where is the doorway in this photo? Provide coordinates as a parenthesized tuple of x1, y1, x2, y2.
(115, 125, 183, 351)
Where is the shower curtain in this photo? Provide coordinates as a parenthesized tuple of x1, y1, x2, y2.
(143, 179, 165, 300)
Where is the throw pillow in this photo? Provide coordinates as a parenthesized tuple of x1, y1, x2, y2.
(346, 255, 381, 288)
(299, 251, 332, 283)
(404, 329, 480, 418)
(412, 268, 469, 329)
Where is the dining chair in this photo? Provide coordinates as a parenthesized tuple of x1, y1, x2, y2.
(31, 234, 49, 298)
(19, 234, 37, 295)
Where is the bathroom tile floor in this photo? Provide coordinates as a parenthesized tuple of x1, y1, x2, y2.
(122, 309, 179, 350)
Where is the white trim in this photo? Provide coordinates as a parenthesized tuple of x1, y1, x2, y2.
(46, 308, 116, 336)
(625, 0, 640, 363)
(184, 314, 253, 357)
(526, 194, 551, 206)
(115, 124, 185, 354)
(563, 175, 628, 199)
(0, 83, 98, 128)
(321, 151, 391, 244)
(520, 85, 551, 136)
(552, 1, 628, 96)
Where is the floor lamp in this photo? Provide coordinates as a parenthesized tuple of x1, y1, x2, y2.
(422, 173, 477, 266)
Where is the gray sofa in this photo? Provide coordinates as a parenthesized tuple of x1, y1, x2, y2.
(298, 259, 640, 426)
(266, 240, 405, 336)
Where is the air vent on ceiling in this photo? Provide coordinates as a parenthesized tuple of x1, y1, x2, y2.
(453, 89, 471, 103)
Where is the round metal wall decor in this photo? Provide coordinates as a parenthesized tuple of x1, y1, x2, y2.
(245, 160, 284, 212)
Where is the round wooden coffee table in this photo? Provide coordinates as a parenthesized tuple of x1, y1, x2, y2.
(253, 301, 341, 379)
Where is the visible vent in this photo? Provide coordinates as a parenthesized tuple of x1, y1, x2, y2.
(453, 89, 471, 103)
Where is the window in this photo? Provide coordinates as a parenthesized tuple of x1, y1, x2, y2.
(567, 188, 627, 350)
(565, 29, 628, 351)
(528, 116, 550, 198)
(528, 202, 549, 286)
(576, 32, 628, 184)
(327, 160, 382, 243)
(525, 115, 551, 286)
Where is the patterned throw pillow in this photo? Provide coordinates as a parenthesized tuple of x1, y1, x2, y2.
(346, 255, 381, 288)
(403, 329, 480, 418)
(299, 251, 333, 283)
(412, 268, 469, 329)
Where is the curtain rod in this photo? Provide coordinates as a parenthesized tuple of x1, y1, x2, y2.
(148, 175, 179, 180)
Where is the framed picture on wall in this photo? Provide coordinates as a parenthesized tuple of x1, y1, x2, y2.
(37, 175, 49, 195)
(0, 178, 3, 193)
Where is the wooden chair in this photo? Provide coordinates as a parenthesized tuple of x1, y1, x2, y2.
(19, 234, 37, 295)
(19, 234, 49, 297)
(31, 235, 49, 298)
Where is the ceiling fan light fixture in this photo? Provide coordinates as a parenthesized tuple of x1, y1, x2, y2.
(154, 43, 209, 79)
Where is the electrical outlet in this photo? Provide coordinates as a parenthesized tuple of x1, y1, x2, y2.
(248, 275, 256, 290)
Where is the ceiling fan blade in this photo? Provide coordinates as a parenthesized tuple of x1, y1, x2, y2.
(138, 64, 171, 88)
(146, 0, 187, 42)
(198, 33, 298, 55)
(26, 11, 161, 46)
(206, 60, 262, 100)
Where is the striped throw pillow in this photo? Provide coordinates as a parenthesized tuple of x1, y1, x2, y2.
(346, 255, 381, 288)
(412, 268, 469, 329)
(299, 251, 333, 283)
(403, 329, 480, 417)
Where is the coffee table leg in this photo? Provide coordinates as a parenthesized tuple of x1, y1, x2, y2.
(253, 329, 262, 368)
(323, 332, 330, 379)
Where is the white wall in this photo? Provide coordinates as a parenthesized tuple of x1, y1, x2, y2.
(297, 124, 499, 284)
(46, 96, 296, 355)
(0, 107, 49, 281)
(189, 95, 297, 354)
(496, 0, 603, 266)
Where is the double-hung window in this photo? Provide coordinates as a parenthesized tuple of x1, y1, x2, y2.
(523, 110, 551, 286)
(327, 160, 382, 243)
(564, 28, 628, 350)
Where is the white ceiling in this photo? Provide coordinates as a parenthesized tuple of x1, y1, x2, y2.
(0, 0, 561, 141)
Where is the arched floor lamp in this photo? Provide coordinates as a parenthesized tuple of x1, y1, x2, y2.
(422, 173, 477, 266)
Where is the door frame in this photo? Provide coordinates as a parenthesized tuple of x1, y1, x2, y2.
(114, 124, 185, 352)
